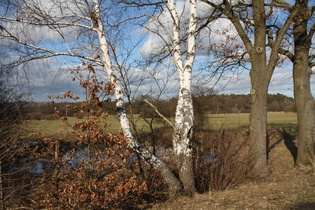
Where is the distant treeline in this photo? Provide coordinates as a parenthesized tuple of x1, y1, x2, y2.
(22, 93, 295, 120)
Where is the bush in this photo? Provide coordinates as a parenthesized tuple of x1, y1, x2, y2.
(25, 112, 56, 120)
(194, 129, 253, 192)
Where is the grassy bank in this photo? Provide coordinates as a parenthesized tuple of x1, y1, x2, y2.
(150, 167, 315, 210)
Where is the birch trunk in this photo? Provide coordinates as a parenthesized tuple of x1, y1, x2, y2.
(93, 0, 198, 194)
(92, 0, 182, 195)
(173, 88, 195, 193)
(169, 0, 197, 193)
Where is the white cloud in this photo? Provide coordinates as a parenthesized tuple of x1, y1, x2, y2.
(137, 0, 305, 98)
(26, 58, 180, 102)
(139, 1, 214, 54)
(25, 62, 84, 102)
(2, 0, 92, 55)
(5, 0, 315, 102)
(195, 61, 296, 97)
(139, 1, 243, 58)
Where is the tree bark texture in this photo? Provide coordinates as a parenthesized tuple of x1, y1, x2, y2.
(169, 0, 197, 193)
(173, 88, 195, 193)
(248, 0, 269, 176)
(293, 0, 315, 167)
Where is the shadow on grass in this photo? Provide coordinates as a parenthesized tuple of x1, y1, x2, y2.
(287, 202, 315, 210)
(283, 131, 298, 163)
(280, 123, 298, 163)
(268, 123, 298, 163)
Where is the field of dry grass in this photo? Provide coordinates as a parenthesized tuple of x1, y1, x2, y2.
(24, 112, 314, 209)
(208, 112, 297, 131)
(26, 112, 298, 137)
(26, 114, 173, 137)
(150, 167, 315, 209)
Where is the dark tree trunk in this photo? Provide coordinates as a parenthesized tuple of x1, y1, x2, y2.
(248, 0, 270, 176)
(249, 77, 269, 176)
(203, 0, 301, 176)
(293, 0, 315, 167)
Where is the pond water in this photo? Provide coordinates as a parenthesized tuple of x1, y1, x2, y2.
(22, 146, 218, 174)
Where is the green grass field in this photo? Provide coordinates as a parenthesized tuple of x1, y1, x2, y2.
(26, 112, 298, 137)
(208, 112, 298, 132)
(26, 114, 166, 137)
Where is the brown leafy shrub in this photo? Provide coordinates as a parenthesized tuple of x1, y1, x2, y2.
(28, 63, 148, 209)
(30, 136, 147, 209)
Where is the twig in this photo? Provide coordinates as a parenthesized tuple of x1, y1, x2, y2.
(143, 99, 175, 130)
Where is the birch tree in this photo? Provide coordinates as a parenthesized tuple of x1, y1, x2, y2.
(167, 0, 197, 193)
(0, 0, 199, 195)
(201, 0, 300, 176)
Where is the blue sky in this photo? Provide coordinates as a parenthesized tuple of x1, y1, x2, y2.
(3, 0, 314, 102)
(28, 57, 299, 102)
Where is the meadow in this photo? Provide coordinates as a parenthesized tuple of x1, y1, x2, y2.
(22, 111, 312, 210)
(208, 112, 298, 132)
(27, 112, 298, 137)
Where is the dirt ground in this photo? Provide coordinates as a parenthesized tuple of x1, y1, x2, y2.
(149, 128, 315, 210)
(150, 166, 314, 209)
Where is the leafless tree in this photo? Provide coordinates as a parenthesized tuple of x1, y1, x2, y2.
(278, 0, 315, 167)
(0, 45, 30, 209)
(201, 0, 300, 176)
(0, 0, 200, 195)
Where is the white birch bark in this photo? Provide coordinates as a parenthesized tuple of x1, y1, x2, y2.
(92, 0, 182, 194)
(168, 0, 197, 193)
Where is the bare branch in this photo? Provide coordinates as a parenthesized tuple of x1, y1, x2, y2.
(278, 48, 294, 62)
(121, 0, 165, 7)
(306, 21, 315, 41)
(1, 32, 101, 65)
(0, 16, 95, 31)
(265, 0, 292, 10)
(201, 0, 253, 56)
(267, 3, 300, 71)
(144, 99, 175, 130)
